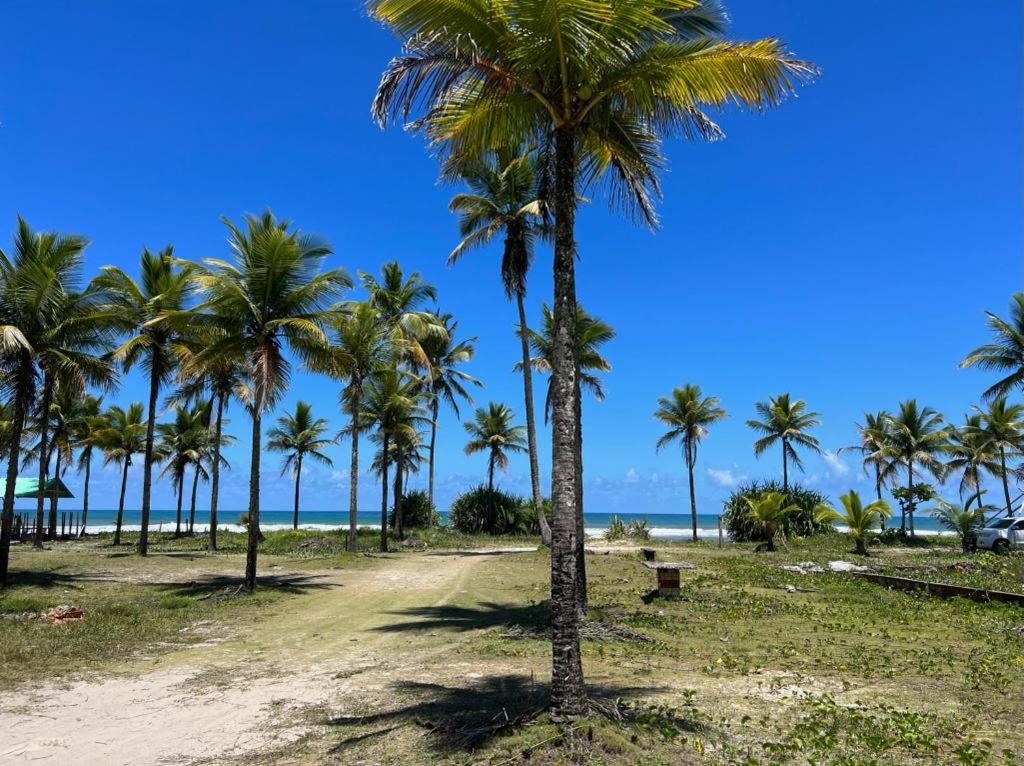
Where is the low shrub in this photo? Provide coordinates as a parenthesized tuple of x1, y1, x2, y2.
(449, 485, 533, 535)
(389, 489, 439, 529)
(721, 480, 832, 543)
(605, 516, 652, 541)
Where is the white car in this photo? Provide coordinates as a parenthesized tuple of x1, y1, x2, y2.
(976, 516, 1024, 555)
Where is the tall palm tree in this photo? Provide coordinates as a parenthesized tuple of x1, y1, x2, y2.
(157, 406, 207, 538)
(189, 211, 349, 590)
(654, 384, 727, 542)
(446, 146, 551, 544)
(522, 303, 613, 614)
(946, 413, 1000, 501)
(95, 403, 147, 546)
(94, 247, 194, 556)
(838, 411, 898, 502)
(267, 401, 334, 530)
(418, 312, 480, 518)
(371, 0, 817, 714)
(747, 393, 822, 493)
(70, 394, 104, 537)
(361, 369, 425, 549)
(361, 261, 443, 368)
(320, 301, 392, 552)
(974, 397, 1024, 517)
(885, 400, 949, 535)
(961, 293, 1024, 399)
(174, 327, 246, 551)
(464, 402, 527, 533)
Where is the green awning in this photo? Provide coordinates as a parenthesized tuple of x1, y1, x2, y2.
(0, 477, 74, 499)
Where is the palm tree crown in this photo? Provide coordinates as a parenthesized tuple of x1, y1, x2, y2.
(961, 293, 1024, 400)
(973, 397, 1024, 516)
(464, 402, 527, 488)
(746, 393, 821, 492)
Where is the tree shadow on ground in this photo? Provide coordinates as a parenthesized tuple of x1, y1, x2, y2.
(154, 573, 333, 598)
(422, 549, 538, 558)
(1, 566, 93, 589)
(324, 675, 694, 755)
(370, 601, 548, 633)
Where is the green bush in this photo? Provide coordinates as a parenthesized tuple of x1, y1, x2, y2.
(605, 516, 651, 541)
(721, 480, 832, 542)
(389, 489, 439, 529)
(449, 485, 533, 535)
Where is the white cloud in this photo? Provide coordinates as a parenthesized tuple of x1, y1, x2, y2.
(707, 467, 744, 488)
(822, 450, 852, 478)
(624, 468, 640, 484)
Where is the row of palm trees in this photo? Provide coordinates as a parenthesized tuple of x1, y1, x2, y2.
(653, 293, 1024, 543)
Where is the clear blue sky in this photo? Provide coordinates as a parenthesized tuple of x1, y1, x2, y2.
(1, 1, 1021, 517)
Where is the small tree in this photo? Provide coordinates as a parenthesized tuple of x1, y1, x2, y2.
(929, 491, 993, 553)
(891, 483, 935, 538)
(744, 491, 801, 552)
(814, 490, 892, 556)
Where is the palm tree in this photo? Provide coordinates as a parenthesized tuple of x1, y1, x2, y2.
(930, 491, 993, 553)
(361, 369, 425, 549)
(521, 303, 614, 612)
(69, 394, 104, 537)
(814, 490, 892, 556)
(974, 397, 1024, 517)
(361, 261, 443, 369)
(157, 406, 207, 538)
(371, 0, 817, 714)
(654, 385, 727, 542)
(464, 402, 527, 534)
(267, 401, 334, 530)
(96, 403, 147, 546)
(946, 413, 1000, 501)
(747, 394, 822, 493)
(418, 312, 480, 518)
(961, 293, 1024, 399)
(838, 411, 898, 504)
(744, 491, 801, 552)
(885, 400, 949, 535)
(190, 211, 349, 590)
(446, 147, 551, 544)
(94, 247, 194, 556)
(320, 301, 392, 552)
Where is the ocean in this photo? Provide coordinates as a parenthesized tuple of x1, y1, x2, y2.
(51, 508, 950, 539)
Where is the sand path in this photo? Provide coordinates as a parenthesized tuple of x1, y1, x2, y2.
(0, 548, 538, 765)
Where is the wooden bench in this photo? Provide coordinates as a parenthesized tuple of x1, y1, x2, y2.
(643, 561, 696, 597)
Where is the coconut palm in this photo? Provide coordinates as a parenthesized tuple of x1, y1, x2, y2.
(370, 0, 817, 713)
(973, 397, 1024, 517)
(464, 402, 527, 534)
(960, 293, 1024, 399)
(446, 146, 551, 544)
(885, 400, 949, 535)
(418, 312, 480, 517)
(95, 403, 147, 546)
(267, 401, 335, 530)
(156, 406, 207, 538)
(744, 491, 801, 552)
(94, 247, 194, 556)
(320, 301, 393, 552)
(654, 384, 727, 542)
(930, 491, 993, 553)
(361, 262, 443, 368)
(68, 394, 104, 537)
(838, 411, 899, 504)
(946, 413, 1001, 501)
(188, 211, 349, 590)
(814, 490, 892, 556)
(747, 394, 822, 493)
(361, 369, 425, 550)
(174, 327, 247, 551)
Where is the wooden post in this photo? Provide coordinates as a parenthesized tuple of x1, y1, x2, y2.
(717, 515, 724, 549)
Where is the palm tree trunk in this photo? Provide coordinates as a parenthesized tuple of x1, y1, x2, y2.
(243, 409, 262, 591)
(48, 450, 61, 538)
(114, 459, 129, 546)
(188, 463, 200, 535)
(687, 444, 698, 543)
(33, 374, 54, 549)
(347, 392, 360, 553)
(394, 448, 404, 541)
(208, 393, 225, 553)
(293, 454, 302, 530)
(781, 436, 789, 495)
(573, 371, 587, 616)
(79, 451, 91, 538)
(487, 453, 496, 534)
(999, 445, 1013, 517)
(517, 292, 551, 546)
(0, 356, 31, 588)
(874, 463, 884, 531)
(906, 462, 915, 537)
(548, 126, 586, 717)
(139, 363, 160, 556)
(427, 397, 438, 527)
(379, 433, 389, 553)
(174, 474, 184, 538)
